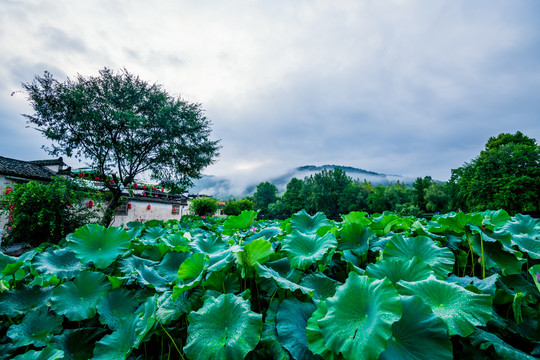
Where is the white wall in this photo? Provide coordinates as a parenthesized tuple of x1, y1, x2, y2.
(110, 199, 189, 227)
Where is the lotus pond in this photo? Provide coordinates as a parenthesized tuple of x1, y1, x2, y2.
(0, 209, 539, 359)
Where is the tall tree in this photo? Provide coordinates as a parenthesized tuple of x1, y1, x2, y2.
(21, 68, 220, 225)
(253, 182, 278, 218)
(305, 168, 351, 219)
(450, 131, 539, 213)
(282, 177, 304, 216)
(413, 176, 433, 211)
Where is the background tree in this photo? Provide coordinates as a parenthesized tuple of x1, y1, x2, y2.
(21, 68, 220, 226)
(1, 177, 102, 246)
(304, 168, 351, 219)
(189, 197, 218, 217)
(223, 198, 254, 216)
(424, 182, 451, 213)
(413, 176, 433, 212)
(450, 131, 539, 213)
(281, 177, 304, 216)
(253, 182, 278, 218)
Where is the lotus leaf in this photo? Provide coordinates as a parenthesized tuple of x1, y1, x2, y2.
(435, 212, 482, 234)
(96, 288, 139, 330)
(276, 297, 317, 360)
(139, 226, 171, 245)
(258, 300, 291, 360)
(399, 276, 492, 337)
(256, 263, 313, 296)
(469, 328, 535, 359)
(52, 327, 107, 360)
(446, 274, 499, 296)
(235, 238, 274, 270)
(379, 296, 453, 360)
(92, 316, 138, 360)
(383, 234, 454, 279)
(338, 222, 373, 256)
(7, 307, 62, 348)
(224, 210, 258, 230)
(0, 285, 54, 316)
(469, 235, 525, 275)
(33, 248, 88, 279)
(67, 224, 131, 269)
(306, 301, 340, 359)
(317, 273, 402, 360)
(184, 293, 263, 360)
(298, 272, 341, 301)
(160, 233, 190, 250)
(341, 211, 370, 225)
(156, 251, 190, 282)
(11, 348, 64, 360)
(118, 255, 158, 276)
(173, 252, 209, 298)
(370, 212, 412, 235)
(290, 210, 330, 235)
(51, 270, 111, 321)
(247, 226, 282, 242)
(156, 287, 203, 325)
(366, 257, 435, 284)
(282, 230, 337, 270)
(191, 233, 229, 256)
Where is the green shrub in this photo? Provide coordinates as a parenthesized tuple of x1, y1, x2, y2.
(1, 176, 102, 247)
(189, 197, 218, 217)
(223, 198, 254, 216)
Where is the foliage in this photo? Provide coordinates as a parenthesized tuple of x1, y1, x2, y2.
(1, 209, 539, 359)
(302, 168, 351, 220)
(413, 176, 433, 212)
(425, 182, 452, 213)
(189, 197, 218, 217)
(450, 131, 540, 213)
(0, 176, 101, 247)
(21, 68, 220, 225)
(223, 198, 254, 216)
(253, 182, 278, 218)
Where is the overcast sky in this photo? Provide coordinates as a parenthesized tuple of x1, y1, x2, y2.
(1, 0, 539, 183)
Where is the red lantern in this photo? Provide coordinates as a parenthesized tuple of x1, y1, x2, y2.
(80, 172, 85, 178)
(161, 188, 164, 192)
(110, 179, 114, 184)
(88, 200, 94, 208)
(94, 177, 99, 181)
(128, 203, 132, 209)
(143, 185, 147, 189)
(147, 204, 151, 210)
(134, 183, 138, 188)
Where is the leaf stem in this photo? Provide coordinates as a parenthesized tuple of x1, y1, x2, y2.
(480, 231, 486, 279)
(158, 320, 184, 360)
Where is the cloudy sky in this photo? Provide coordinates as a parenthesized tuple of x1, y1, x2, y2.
(1, 0, 539, 183)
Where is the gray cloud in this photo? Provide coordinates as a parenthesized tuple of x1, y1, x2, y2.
(1, 0, 539, 185)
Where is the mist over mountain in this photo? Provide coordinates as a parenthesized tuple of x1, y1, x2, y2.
(188, 165, 417, 198)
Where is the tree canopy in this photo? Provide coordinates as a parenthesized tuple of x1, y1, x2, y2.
(22, 68, 220, 225)
(450, 131, 539, 213)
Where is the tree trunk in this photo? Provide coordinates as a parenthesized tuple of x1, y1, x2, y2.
(101, 188, 121, 227)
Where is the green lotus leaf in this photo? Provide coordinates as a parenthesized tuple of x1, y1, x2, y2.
(338, 222, 374, 256)
(235, 238, 274, 274)
(204, 271, 240, 293)
(383, 234, 454, 279)
(282, 230, 337, 270)
(156, 287, 203, 325)
(139, 226, 171, 245)
(276, 298, 317, 360)
(51, 270, 111, 321)
(126, 221, 144, 239)
(290, 210, 331, 235)
(370, 212, 412, 236)
(469, 235, 525, 275)
(96, 288, 139, 330)
(93, 316, 139, 360)
(341, 211, 370, 226)
(160, 233, 190, 251)
(134, 264, 168, 291)
(379, 295, 452, 360)
(173, 253, 209, 299)
(7, 307, 63, 348)
(318, 273, 402, 360)
(399, 276, 492, 337)
(306, 301, 340, 359)
(247, 226, 282, 242)
(446, 274, 499, 296)
(469, 328, 535, 360)
(11, 347, 64, 360)
(298, 272, 341, 302)
(67, 224, 131, 269)
(503, 214, 540, 259)
(118, 255, 158, 276)
(191, 233, 229, 255)
(156, 251, 190, 282)
(0, 285, 54, 316)
(139, 244, 169, 261)
(256, 263, 314, 296)
(1, 260, 24, 277)
(33, 248, 88, 279)
(257, 300, 291, 360)
(366, 257, 435, 284)
(224, 210, 258, 230)
(52, 327, 107, 360)
(184, 293, 263, 360)
(434, 211, 483, 234)
(481, 210, 511, 228)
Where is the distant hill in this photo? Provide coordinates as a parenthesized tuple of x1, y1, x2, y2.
(188, 164, 416, 198)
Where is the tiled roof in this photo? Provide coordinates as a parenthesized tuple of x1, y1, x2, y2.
(28, 157, 65, 167)
(0, 156, 57, 181)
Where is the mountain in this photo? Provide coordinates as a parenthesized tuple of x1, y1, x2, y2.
(188, 164, 416, 198)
